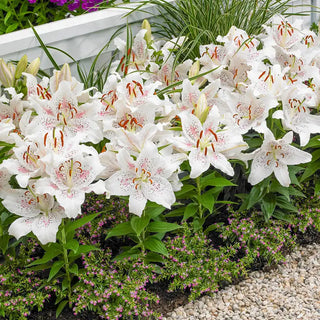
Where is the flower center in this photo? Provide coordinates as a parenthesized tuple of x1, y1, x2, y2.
(101, 90, 118, 112)
(57, 100, 78, 127)
(43, 128, 64, 150)
(265, 144, 285, 167)
(196, 129, 218, 155)
(132, 168, 153, 190)
(58, 159, 84, 191)
(233, 103, 255, 124)
(118, 114, 143, 132)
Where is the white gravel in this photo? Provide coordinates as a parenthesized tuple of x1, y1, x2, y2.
(162, 243, 320, 320)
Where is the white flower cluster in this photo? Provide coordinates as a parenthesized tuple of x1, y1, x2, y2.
(0, 15, 318, 244)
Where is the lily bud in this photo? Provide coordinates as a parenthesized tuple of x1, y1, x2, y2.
(53, 63, 72, 91)
(189, 60, 200, 84)
(195, 93, 210, 124)
(142, 19, 152, 45)
(15, 54, 28, 79)
(25, 57, 41, 76)
(0, 59, 15, 88)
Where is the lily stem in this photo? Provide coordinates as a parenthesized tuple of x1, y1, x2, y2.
(196, 176, 203, 219)
(61, 219, 72, 306)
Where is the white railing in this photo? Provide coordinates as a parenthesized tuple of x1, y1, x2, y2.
(0, 1, 167, 75)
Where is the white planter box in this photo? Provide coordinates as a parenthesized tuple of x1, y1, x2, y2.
(0, 1, 167, 73)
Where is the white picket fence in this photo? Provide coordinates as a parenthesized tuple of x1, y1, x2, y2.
(0, 0, 318, 77)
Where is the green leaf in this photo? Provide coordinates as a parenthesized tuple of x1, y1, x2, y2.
(270, 181, 290, 200)
(287, 186, 305, 198)
(144, 203, 166, 219)
(4, 11, 11, 25)
(0, 235, 9, 254)
(311, 148, 320, 162)
(276, 196, 298, 213)
(48, 260, 64, 281)
(272, 210, 294, 223)
(192, 217, 205, 232)
(56, 300, 68, 318)
(69, 263, 78, 276)
(62, 277, 69, 291)
(300, 160, 320, 182)
(27, 247, 62, 266)
(130, 215, 150, 236)
(261, 193, 276, 221)
(144, 252, 164, 263)
(28, 263, 52, 272)
(5, 23, 19, 34)
(303, 135, 320, 148)
(0, 3, 9, 11)
(0, 141, 15, 147)
(175, 184, 196, 199)
(65, 212, 100, 235)
(112, 248, 140, 261)
(106, 221, 133, 239)
(247, 185, 266, 209)
(29, 21, 60, 70)
(183, 203, 198, 220)
(147, 221, 181, 233)
(165, 206, 185, 217)
(144, 237, 168, 257)
(315, 180, 320, 196)
(204, 222, 223, 234)
(201, 173, 236, 188)
(65, 239, 79, 254)
(74, 245, 99, 255)
(200, 190, 215, 213)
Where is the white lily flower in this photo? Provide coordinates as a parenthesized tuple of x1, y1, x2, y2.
(35, 146, 106, 218)
(149, 53, 192, 88)
(175, 109, 248, 178)
(273, 86, 320, 146)
(0, 168, 11, 199)
(247, 62, 286, 98)
(0, 88, 27, 130)
(27, 81, 102, 144)
(199, 43, 228, 82)
(224, 88, 278, 134)
(262, 15, 305, 53)
(0, 118, 15, 143)
(248, 130, 312, 187)
(105, 142, 178, 216)
(1, 138, 45, 188)
(3, 184, 66, 244)
(216, 26, 260, 63)
(114, 29, 155, 74)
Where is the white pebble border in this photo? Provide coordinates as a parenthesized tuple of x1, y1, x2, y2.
(162, 243, 320, 320)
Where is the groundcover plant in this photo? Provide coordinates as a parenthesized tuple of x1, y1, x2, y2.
(0, 14, 319, 319)
(0, 0, 120, 35)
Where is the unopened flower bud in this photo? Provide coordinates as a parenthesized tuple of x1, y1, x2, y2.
(195, 93, 210, 124)
(15, 55, 28, 79)
(0, 59, 15, 88)
(25, 57, 40, 76)
(189, 60, 200, 83)
(142, 19, 152, 45)
(53, 63, 72, 91)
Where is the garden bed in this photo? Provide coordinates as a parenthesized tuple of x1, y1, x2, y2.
(0, 3, 319, 320)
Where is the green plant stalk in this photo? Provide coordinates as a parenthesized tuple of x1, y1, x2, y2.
(139, 230, 146, 255)
(196, 176, 203, 219)
(60, 219, 72, 306)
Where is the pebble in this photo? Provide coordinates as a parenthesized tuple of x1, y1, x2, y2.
(162, 243, 320, 320)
